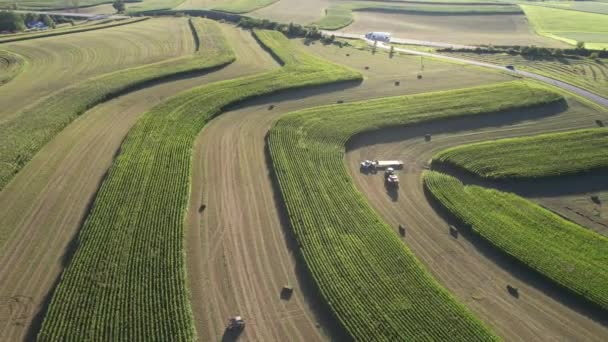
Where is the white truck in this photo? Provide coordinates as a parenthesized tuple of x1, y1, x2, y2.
(360, 159, 404, 170)
(365, 32, 391, 42)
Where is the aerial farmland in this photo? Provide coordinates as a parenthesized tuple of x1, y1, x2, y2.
(0, 0, 607, 341)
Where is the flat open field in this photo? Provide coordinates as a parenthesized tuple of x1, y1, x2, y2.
(345, 94, 608, 340)
(0, 23, 274, 341)
(0, 17, 195, 123)
(343, 10, 569, 47)
(250, 0, 330, 24)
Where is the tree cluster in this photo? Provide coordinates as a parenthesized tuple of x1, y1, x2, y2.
(440, 43, 607, 59)
(0, 11, 25, 32)
(237, 17, 323, 39)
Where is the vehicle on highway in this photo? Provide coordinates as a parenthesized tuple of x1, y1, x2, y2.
(365, 32, 391, 42)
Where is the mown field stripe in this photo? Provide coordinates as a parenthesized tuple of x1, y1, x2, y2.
(433, 127, 608, 179)
(316, 1, 523, 30)
(423, 170, 608, 310)
(0, 17, 149, 44)
(37, 29, 360, 340)
(0, 18, 234, 191)
(0, 49, 24, 86)
(267, 80, 563, 340)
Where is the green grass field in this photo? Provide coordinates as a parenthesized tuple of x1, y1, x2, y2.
(443, 52, 608, 98)
(433, 128, 608, 179)
(0, 50, 23, 86)
(0, 18, 233, 190)
(423, 171, 608, 310)
(37, 29, 361, 340)
(268, 81, 562, 340)
(525, 1, 608, 15)
(521, 5, 608, 49)
(316, 1, 523, 30)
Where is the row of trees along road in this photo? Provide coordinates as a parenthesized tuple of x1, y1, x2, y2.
(0, 11, 56, 32)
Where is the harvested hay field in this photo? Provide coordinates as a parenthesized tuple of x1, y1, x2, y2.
(442, 52, 608, 98)
(343, 11, 569, 47)
(0, 17, 196, 123)
(0, 18, 234, 191)
(0, 23, 272, 342)
(0, 17, 148, 44)
(0, 0, 123, 10)
(315, 2, 522, 30)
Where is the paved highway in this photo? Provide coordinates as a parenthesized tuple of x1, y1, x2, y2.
(325, 31, 608, 108)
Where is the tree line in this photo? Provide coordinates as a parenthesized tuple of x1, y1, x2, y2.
(0, 11, 59, 33)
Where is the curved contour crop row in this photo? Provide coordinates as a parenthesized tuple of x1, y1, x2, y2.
(267, 81, 563, 340)
(0, 18, 235, 190)
(433, 127, 608, 180)
(423, 170, 608, 310)
(37, 29, 361, 340)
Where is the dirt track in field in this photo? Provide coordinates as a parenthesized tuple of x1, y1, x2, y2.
(345, 101, 608, 340)
(0, 25, 274, 342)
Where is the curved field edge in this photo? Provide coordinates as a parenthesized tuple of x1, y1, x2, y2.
(520, 5, 608, 50)
(36, 30, 361, 340)
(315, 2, 523, 30)
(0, 50, 24, 86)
(423, 171, 608, 310)
(212, 0, 279, 14)
(267, 81, 563, 340)
(0, 18, 235, 191)
(433, 128, 608, 180)
(0, 17, 148, 44)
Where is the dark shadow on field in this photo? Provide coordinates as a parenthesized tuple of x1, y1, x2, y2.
(431, 161, 608, 198)
(23, 138, 123, 341)
(346, 99, 568, 151)
(422, 184, 608, 326)
(221, 328, 243, 342)
(385, 182, 399, 202)
(263, 136, 354, 342)
(103, 62, 232, 101)
(223, 79, 364, 112)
